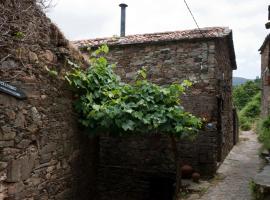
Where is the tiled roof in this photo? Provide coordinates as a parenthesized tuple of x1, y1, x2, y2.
(73, 27, 232, 48)
(72, 26, 236, 70)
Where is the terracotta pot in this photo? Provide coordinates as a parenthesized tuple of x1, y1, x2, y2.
(192, 172, 201, 183)
(181, 165, 193, 179)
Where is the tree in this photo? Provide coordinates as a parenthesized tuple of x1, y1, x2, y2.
(233, 80, 261, 110)
(66, 45, 202, 199)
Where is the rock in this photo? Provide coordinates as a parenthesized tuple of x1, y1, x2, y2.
(27, 124, 39, 134)
(25, 176, 41, 186)
(41, 95, 47, 99)
(252, 165, 270, 200)
(0, 162, 8, 171)
(46, 166, 55, 173)
(187, 194, 200, 200)
(20, 154, 37, 181)
(29, 51, 39, 63)
(188, 180, 211, 192)
(14, 112, 26, 128)
(125, 71, 137, 79)
(254, 165, 270, 188)
(1, 126, 16, 140)
(40, 143, 57, 154)
(39, 50, 56, 63)
(6, 153, 37, 183)
(6, 159, 21, 183)
(261, 150, 270, 158)
(31, 107, 42, 126)
(17, 139, 31, 149)
(8, 181, 25, 195)
(5, 110, 16, 120)
(0, 141, 14, 148)
(40, 153, 52, 164)
(1, 59, 18, 69)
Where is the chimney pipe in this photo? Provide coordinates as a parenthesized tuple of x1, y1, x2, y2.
(266, 5, 270, 29)
(119, 3, 128, 37)
(268, 5, 270, 20)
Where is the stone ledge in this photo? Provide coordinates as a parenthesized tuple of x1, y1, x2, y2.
(253, 165, 270, 199)
(254, 165, 270, 188)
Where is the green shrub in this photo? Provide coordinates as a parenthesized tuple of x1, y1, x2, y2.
(65, 45, 202, 138)
(238, 93, 261, 131)
(239, 93, 261, 119)
(233, 80, 260, 110)
(240, 122, 252, 131)
(257, 116, 270, 150)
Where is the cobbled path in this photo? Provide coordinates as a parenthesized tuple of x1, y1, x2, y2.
(199, 131, 262, 200)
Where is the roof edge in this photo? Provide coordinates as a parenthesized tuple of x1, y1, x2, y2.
(227, 31, 237, 70)
(73, 27, 232, 49)
(73, 27, 237, 70)
(259, 34, 270, 52)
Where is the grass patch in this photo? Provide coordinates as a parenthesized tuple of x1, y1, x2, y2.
(238, 92, 261, 131)
(256, 116, 270, 152)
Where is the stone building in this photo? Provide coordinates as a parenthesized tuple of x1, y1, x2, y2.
(260, 34, 270, 117)
(74, 27, 238, 199)
(260, 6, 270, 117)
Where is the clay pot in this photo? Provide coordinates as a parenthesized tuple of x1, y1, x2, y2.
(192, 172, 201, 183)
(181, 165, 193, 179)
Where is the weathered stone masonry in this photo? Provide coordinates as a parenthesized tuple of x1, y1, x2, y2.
(75, 27, 238, 199)
(260, 34, 270, 118)
(0, 2, 97, 199)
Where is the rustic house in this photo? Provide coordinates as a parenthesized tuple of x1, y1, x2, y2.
(260, 6, 270, 117)
(74, 26, 238, 199)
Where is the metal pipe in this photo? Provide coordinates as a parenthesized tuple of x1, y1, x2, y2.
(266, 5, 270, 29)
(119, 3, 128, 37)
(268, 5, 270, 20)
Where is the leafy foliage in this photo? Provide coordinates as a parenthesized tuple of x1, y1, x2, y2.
(233, 79, 261, 131)
(257, 116, 270, 150)
(238, 92, 261, 131)
(233, 80, 260, 110)
(65, 45, 202, 138)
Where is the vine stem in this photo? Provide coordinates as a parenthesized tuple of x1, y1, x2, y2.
(170, 135, 182, 200)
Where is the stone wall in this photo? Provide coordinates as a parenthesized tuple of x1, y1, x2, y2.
(83, 38, 235, 199)
(101, 38, 234, 164)
(0, 2, 97, 199)
(98, 129, 217, 200)
(106, 40, 218, 120)
(261, 41, 270, 118)
(215, 37, 234, 161)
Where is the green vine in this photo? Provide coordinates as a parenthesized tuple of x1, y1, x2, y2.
(65, 45, 202, 138)
(66, 45, 203, 199)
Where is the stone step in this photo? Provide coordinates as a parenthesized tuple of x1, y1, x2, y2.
(253, 165, 270, 198)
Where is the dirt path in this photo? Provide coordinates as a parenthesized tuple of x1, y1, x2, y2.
(199, 131, 262, 200)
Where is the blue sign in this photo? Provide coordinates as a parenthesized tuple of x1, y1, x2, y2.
(0, 81, 27, 100)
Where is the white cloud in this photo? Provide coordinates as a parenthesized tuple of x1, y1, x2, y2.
(48, 0, 270, 79)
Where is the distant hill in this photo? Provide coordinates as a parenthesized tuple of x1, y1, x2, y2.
(233, 77, 251, 86)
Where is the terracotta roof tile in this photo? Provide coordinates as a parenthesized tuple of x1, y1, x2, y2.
(73, 27, 231, 48)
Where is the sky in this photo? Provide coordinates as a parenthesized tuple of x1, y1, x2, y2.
(47, 0, 270, 79)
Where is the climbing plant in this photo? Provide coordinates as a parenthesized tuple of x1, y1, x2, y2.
(65, 45, 202, 198)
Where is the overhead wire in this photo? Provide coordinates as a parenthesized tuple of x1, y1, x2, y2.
(183, 0, 209, 69)
(183, 0, 205, 38)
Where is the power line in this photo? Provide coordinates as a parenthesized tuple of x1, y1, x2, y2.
(183, 0, 205, 37)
